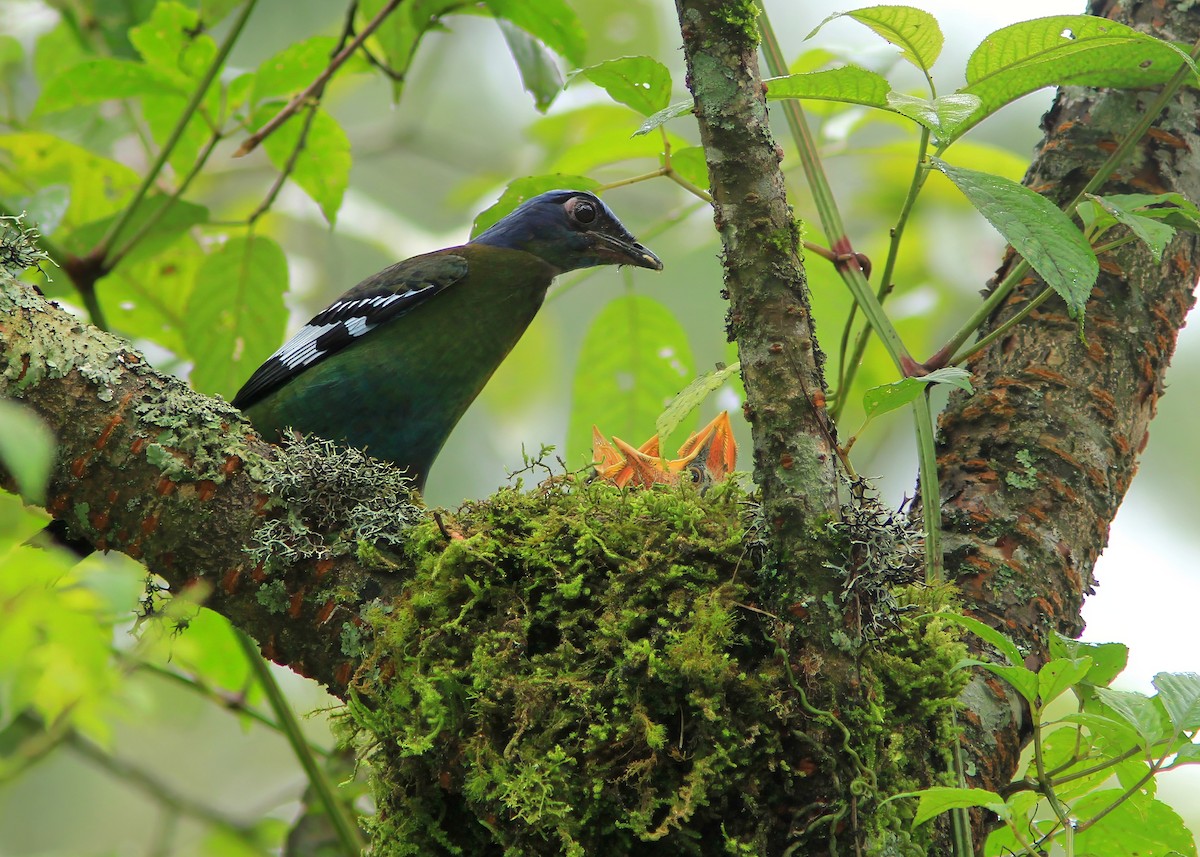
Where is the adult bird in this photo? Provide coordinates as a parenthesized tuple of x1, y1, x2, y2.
(233, 190, 662, 491)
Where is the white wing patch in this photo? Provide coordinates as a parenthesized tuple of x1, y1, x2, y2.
(269, 289, 422, 370)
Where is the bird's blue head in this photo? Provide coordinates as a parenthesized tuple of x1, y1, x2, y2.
(471, 190, 663, 274)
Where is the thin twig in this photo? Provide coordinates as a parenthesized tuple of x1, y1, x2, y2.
(234, 0, 403, 157)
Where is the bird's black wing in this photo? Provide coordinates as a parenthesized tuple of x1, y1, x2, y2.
(232, 253, 469, 409)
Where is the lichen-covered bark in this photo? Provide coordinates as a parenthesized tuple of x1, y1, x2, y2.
(0, 279, 403, 694)
(674, 0, 840, 574)
(936, 0, 1200, 841)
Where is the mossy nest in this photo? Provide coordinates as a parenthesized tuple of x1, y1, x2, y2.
(346, 477, 962, 856)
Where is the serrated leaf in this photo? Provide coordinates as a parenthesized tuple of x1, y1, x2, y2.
(129, 1, 217, 81)
(765, 66, 892, 108)
(884, 92, 981, 144)
(655, 363, 741, 444)
(184, 235, 288, 397)
(484, 0, 585, 67)
(1037, 656, 1092, 706)
(633, 100, 693, 137)
(499, 19, 564, 113)
(1049, 633, 1128, 687)
(941, 613, 1022, 665)
(568, 295, 694, 465)
(35, 58, 186, 115)
(1094, 687, 1169, 748)
(1154, 672, 1200, 733)
(575, 56, 671, 117)
(253, 36, 340, 102)
(908, 787, 1008, 827)
(960, 15, 1197, 137)
(862, 366, 973, 420)
(930, 158, 1098, 319)
(1072, 789, 1196, 857)
(470, 174, 599, 237)
(0, 401, 55, 504)
(809, 6, 944, 77)
(1082, 193, 1177, 262)
(974, 662, 1039, 705)
(256, 105, 351, 225)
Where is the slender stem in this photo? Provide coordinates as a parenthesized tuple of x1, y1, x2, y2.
(833, 128, 931, 420)
(234, 0, 403, 157)
(95, 0, 259, 263)
(235, 631, 365, 855)
(106, 130, 223, 269)
(121, 654, 332, 756)
(912, 390, 942, 581)
(756, 3, 912, 374)
(1031, 709, 1076, 846)
(247, 102, 321, 225)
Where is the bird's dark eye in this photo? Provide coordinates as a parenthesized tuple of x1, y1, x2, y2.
(568, 197, 597, 225)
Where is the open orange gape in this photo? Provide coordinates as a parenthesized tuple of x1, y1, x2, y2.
(591, 412, 737, 489)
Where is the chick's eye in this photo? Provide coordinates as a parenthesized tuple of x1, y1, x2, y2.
(569, 197, 597, 224)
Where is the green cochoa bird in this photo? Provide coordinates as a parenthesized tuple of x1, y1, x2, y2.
(233, 190, 662, 491)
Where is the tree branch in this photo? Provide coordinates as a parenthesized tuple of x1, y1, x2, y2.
(674, 0, 840, 590)
(936, 0, 1200, 842)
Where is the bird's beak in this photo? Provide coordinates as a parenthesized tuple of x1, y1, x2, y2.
(594, 233, 664, 271)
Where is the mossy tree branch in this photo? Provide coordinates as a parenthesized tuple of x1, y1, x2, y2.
(674, 0, 841, 588)
(0, 277, 409, 697)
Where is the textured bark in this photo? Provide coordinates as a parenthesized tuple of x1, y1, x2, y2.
(675, 0, 841, 576)
(936, 0, 1200, 843)
(0, 281, 403, 695)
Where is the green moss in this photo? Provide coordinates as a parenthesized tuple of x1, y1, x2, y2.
(344, 477, 969, 856)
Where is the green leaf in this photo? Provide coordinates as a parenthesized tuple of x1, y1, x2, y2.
(64, 194, 209, 267)
(765, 66, 892, 109)
(533, 104, 690, 175)
(140, 92, 214, 179)
(961, 15, 1197, 137)
(810, 6, 944, 77)
(184, 235, 289, 398)
(884, 92, 981, 145)
(1037, 656, 1092, 706)
(633, 100, 693, 137)
(568, 295, 694, 465)
(1170, 742, 1200, 767)
(930, 158, 1098, 319)
(0, 133, 139, 232)
(252, 36, 341, 102)
(1080, 194, 1177, 262)
(1094, 687, 1169, 748)
(965, 661, 1039, 705)
(13, 185, 70, 237)
(1154, 672, 1200, 733)
(575, 56, 671, 117)
(668, 147, 709, 191)
(35, 58, 186, 114)
(940, 613, 1022, 665)
(128, 1, 204, 76)
(1072, 790, 1196, 857)
(0, 401, 55, 505)
(906, 786, 1008, 827)
(498, 19, 564, 113)
(102, 237, 201, 354)
(484, 0, 586, 67)
(0, 35, 23, 69)
(655, 363, 740, 444)
(470, 174, 600, 237)
(1048, 633, 1128, 687)
(256, 105, 352, 225)
(862, 367, 973, 420)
